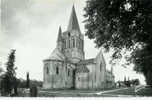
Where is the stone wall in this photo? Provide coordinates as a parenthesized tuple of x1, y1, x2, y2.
(86, 63, 97, 89)
(43, 49, 114, 90)
(62, 30, 85, 63)
(43, 60, 75, 89)
(74, 54, 107, 90)
(75, 73, 89, 89)
(95, 50, 107, 89)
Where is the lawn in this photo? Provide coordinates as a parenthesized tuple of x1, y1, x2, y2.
(136, 86, 152, 96)
(101, 87, 136, 96)
(37, 86, 152, 97)
(38, 89, 100, 97)
(38, 87, 133, 97)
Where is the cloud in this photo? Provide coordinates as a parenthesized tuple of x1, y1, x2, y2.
(1, 0, 32, 34)
(1, 0, 33, 55)
(0, 0, 82, 80)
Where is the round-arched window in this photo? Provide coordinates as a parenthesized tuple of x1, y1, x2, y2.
(56, 67, 59, 75)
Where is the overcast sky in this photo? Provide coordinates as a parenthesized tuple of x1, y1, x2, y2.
(0, 0, 145, 84)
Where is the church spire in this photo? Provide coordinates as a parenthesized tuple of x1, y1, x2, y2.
(57, 26, 62, 43)
(56, 26, 63, 51)
(67, 5, 81, 32)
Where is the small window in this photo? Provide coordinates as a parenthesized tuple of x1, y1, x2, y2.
(68, 32, 70, 37)
(72, 38, 75, 48)
(46, 67, 49, 74)
(76, 39, 78, 48)
(68, 39, 70, 48)
(56, 67, 59, 75)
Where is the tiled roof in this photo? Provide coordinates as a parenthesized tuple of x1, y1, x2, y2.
(75, 66, 89, 73)
(49, 48, 66, 61)
(78, 59, 95, 65)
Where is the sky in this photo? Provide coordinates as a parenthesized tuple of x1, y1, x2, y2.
(0, 0, 145, 84)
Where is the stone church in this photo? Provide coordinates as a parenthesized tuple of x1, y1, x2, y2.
(43, 6, 115, 89)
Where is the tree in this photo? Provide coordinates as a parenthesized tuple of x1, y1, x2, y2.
(6, 49, 16, 76)
(84, 0, 152, 85)
(26, 72, 30, 88)
(2, 49, 17, 95)
(133, 79, 140, 85)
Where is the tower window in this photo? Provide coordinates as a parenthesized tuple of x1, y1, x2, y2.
(68, 69, 70, 76)
(68, 32, 70, 37)
(46, 67, 49, 74)
(66, 40, 68, 48)
(72, 38, 75, 48)
(76, 38, 78, 48)
(56, 67, 59, 75)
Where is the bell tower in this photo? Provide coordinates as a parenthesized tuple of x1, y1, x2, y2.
(62, 5, 85, 63)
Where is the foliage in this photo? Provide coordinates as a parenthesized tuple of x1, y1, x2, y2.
(30, 80, 43, 87)
(1, 49, 18, 95)
(6, 49, 17, 76)
(18, 79, 42, 88)
(84, 0, 152, 85)
(30, 85, 38, 97)
(1, 74, 11, 95)
(126, 79, 140, 86)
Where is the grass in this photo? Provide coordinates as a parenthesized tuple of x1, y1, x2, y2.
(37, 86, 152, 97)
(136, 86, 152, 96)
(38, 87, 132, 97)
(102, 87, 136, 95)
(38, 89, 99, 97)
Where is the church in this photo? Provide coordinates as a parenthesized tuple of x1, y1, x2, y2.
(43, 6, 115, 90)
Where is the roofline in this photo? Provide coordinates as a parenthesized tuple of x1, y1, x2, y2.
(77, 58, 96, 65)
(43, 59, 76, 65)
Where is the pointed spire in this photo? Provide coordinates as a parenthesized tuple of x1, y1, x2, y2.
(57, 26, 62, 43)
(67, 5, 81, 32)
